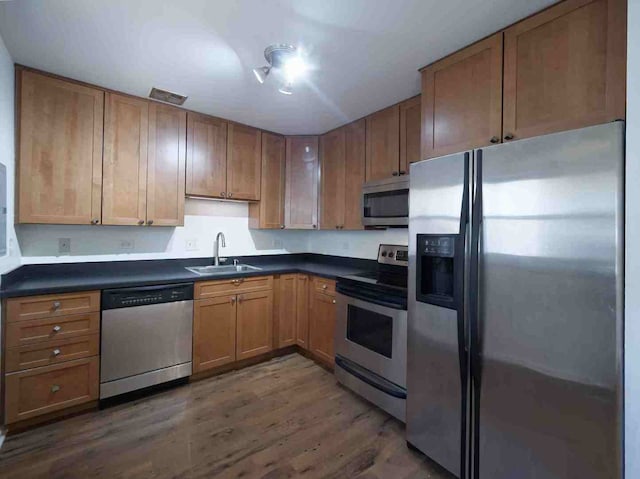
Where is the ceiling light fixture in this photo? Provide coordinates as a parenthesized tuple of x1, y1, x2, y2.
(253, 44, 308, 95)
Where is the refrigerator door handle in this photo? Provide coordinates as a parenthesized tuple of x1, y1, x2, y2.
(470, 149, 483, 478)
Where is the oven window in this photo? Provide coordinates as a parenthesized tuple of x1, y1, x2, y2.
(346, 305, 393, 358)
(363, 189, 409, 218)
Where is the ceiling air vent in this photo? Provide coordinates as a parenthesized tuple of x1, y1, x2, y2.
(149, 87, 188, 105)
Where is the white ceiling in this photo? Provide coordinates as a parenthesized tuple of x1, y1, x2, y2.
(0, 0, 555, 135)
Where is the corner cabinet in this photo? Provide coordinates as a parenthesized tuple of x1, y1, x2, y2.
(249, 132, 286, 229)
(17, 70, 104, 225)
(502, 0, 626, 141)
(285, 136, 319, 229)
(400, 96, 422, 171)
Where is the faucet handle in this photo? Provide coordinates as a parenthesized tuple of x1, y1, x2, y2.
(233, 259, 239, 266)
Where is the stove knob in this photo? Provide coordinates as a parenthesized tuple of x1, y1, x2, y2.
(381, 251, 387, 257)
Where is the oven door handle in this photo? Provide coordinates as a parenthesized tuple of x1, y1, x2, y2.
(335, 284, 406, 310)
(335, 355, 407, 399)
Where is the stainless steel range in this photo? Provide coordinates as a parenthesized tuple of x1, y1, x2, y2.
(335, 244, 408, 421)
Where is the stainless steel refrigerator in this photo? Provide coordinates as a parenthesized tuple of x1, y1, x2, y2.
(407, 122, 624, 479)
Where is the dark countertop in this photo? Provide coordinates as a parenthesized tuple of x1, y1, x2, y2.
(0, 253, 376, 298)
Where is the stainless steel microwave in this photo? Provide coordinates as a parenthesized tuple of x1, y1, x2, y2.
(362, 176, 409, 227)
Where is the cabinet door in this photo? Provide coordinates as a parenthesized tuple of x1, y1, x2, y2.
(186, 112, 227, 198)
(309, 290, 337, 366)
(236, 290, 273, 360)
(366, 105, 400, 181)
(295, 275, 310, 349)
(102, 93, 149, 225)
(193, 296, 237, 372)
(17, 70, 104, 225)
(503, 0, 626, 141)
(319, 128, 346, 230)
(227, 123, 261, 200)
(400, 95, 422, 173)
(421, 33, 503, 159)
(343, 119, 366, 230)
(285, 136, 319, 229)
(147, 103, 186, 226)
(276, 275, 297, 348)
(248, 132, 285, 229)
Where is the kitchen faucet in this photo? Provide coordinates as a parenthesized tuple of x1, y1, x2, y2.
(214, 232, 226, 266)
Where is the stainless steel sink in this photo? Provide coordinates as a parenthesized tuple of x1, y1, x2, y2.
(185, 264, 262, 275)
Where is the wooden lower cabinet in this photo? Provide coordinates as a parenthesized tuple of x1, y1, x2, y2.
(295, 275, 310, 349)
(193, 295, 237, 372)
(5, 357, 99, 424)
(309, 279, 337, 366)
(276, 275, 297, 348)
(236, 290, 273, 360)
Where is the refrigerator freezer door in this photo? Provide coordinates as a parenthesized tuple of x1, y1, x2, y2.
(475, 122, 623, 479)
(407, 152, 470, 477)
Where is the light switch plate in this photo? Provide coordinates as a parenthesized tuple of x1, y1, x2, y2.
(58, 238, 71, 254)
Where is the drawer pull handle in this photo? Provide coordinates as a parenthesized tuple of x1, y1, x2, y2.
(52, 325, 62, 332)
(52, 301, 61, 310)
(51, 384, 61, 393)
(52, 349, 61, 356)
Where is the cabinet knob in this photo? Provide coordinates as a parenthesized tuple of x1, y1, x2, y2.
(312, 224, 317, 229)
(490, 136, 500, 144)
(238, 295, 244, 303)
(138, 219, 144, 225)
(90, 218, 99, 225)
(52, 325, 62, 332)
(392, 171, 399, 176)
(221, 192, 226, 198)
(231, 297, 236, 304)
(147, 219, 154, 225)
(52, 349, 61, 356)
(322, 284, 328, 290)
(504, 133, 515, 141)
(51, 384, 61, 393)
(399, 171, 407, 175)
(52, 301, 61, 310)
(332, 299, 336, 304)
(280, 225, 285, 229)
(227, 192, 233, 198)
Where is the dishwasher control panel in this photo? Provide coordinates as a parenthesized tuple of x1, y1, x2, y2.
(102, 283, 194, 310)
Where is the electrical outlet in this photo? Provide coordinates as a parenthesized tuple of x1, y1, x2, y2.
(185, 239, 198, 251)
(119, 239, 134, 251)
(58, 238, 71, 254)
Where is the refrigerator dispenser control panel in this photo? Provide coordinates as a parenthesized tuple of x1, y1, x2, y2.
(420, 236, 455, 257)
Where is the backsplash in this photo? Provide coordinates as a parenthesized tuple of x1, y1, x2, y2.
(17, 199, 408, 264)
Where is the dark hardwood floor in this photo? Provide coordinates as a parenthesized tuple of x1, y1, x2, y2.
(0, 354, 450, 478)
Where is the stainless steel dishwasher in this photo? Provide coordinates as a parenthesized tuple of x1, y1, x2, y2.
(100, 283, 194, 399)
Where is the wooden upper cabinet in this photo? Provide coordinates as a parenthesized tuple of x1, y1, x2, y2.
(147, 103, 186, 226)
(400, 95, 422, 172)
(319, 128, 346, 230)
(503, 0, 626, 141)
(366, 105, 400, 181)
(421, 33, 503, 160)
(236, 290, 273, 360)
(186, 112, 227, 199)
(227, 123, 261, 201)
(248, 132, 285, 229)
(343, 119, 366, 230)
(102, 93, 149, 225)
(285, 136, 319, 229)
(17, 70, 104, 225)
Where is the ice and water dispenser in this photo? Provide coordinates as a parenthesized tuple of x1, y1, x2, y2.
(415, 234, 460, 310)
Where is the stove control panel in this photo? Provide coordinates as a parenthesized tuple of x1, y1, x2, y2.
(377, 244, 409, 266)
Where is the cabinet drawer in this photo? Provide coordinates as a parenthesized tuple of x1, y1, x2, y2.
(195, 275, 273, 299)
(5, 334, 99, 373)
(5, 357, 99, 424)
(6, 291, 100, 323)
(313, 277, 336, 295)
(5, 312, 100, 347)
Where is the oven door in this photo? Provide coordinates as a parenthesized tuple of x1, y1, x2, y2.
(362, 177, 409, 227)
(335, 292, 407, 388)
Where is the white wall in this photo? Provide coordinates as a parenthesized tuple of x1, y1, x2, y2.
(18, 198, 405, 264)
(626, 0, 640, 476)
